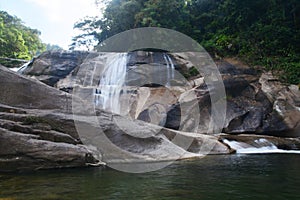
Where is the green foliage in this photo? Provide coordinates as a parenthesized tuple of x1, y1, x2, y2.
(189, 66, 199, 77)
(0, 11, 46, 63)
(72, 0, 300, 84)
(183, 66, 200, 79)
(46, 44, 63, 51)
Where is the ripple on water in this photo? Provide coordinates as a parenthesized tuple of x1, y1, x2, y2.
(0, 154, 300, 200)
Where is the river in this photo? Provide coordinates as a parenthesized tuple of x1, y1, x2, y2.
(1, 154, 300, 200)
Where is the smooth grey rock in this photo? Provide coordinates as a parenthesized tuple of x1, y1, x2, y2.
(21, 50, 90, 87)
(0, 64, 231, 172)
(0, 64, 73, 111)
(173, 58, 300, 137)
(0, 127, 97, 172)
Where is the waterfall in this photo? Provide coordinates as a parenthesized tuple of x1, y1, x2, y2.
(95, 53, 128, 114)
(223, 139, 300, 154)
(8, 60, 31, 73)
(94, 52, 177, 115)
(163, 53, 175, 86)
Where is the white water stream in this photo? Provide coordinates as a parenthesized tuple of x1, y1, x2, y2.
(95, 52, 177, 115)
(223, 138, 300, 154)
(9, 61, 31, 73)
(163, 53, 175, 86)
(95, 53, 128, 114)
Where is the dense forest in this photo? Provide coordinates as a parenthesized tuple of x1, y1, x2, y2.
(0, 11, 45, 60)
(0, 11, 63, 67)
(71, 0, 300, 84)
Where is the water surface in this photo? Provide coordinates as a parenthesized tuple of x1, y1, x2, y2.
(1, 154, 299, 200)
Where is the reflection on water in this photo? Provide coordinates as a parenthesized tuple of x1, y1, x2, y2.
(0, 154, 300, 200)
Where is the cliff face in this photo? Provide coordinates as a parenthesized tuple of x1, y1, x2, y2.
(0, 64, 231, 172)
(0, 50, 299, 172)
(22, 51, 300, 137)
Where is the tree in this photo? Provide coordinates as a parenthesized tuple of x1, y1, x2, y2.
(71, 0, 300, 84)
(0, 11, 46, 61)
(70, 0, 145, 50)
(46, 44, 63, 51)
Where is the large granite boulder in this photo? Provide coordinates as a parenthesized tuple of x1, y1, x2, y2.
(0, 102, 233, 172)
(165, 58, 300, 137)
(0, 64, 73, 110)
(218, 60, 299, 137)
(0, 65, 101, 171)
(21, 50, 90, 87)
(259, 73, 300, 136)
(0, 127, 96, 172)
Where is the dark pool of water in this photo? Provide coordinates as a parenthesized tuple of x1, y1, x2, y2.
(0, 154, 300, 200)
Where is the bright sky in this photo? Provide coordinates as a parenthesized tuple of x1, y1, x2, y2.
(0, 0, 102, 49)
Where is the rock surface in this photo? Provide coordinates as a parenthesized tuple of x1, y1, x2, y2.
(0, 64, 73, 110)
(21, 50, 90, 87)
(0, 65, 101, 171)
(219, 59, 300, 137)
(0, 127, 95, 172)
(3, 50, 299, 172)
(20, 51, 300, 137)
(166, 58, 300, 137)
(0, 64, 232, 172)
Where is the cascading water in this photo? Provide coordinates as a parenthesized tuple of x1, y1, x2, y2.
(223, 138, 300, 154)
(95, 52, 177, 115)
(163, 53, 175, 86)
(95, 53, 128, 114)
(8, 60, 31, 73)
